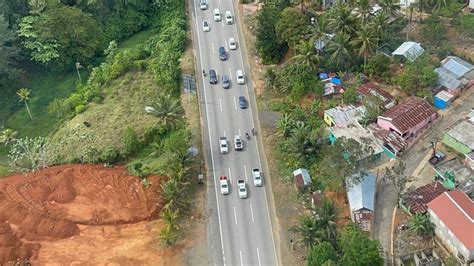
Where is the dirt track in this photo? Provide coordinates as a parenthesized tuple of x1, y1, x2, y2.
(0, 164, 164, 264)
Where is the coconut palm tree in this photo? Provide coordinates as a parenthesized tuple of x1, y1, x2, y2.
(0, 128, 18, 146)
(160, 205, 179, 230)
(148, 94, 184, 131)
(290, 40, 321, 71)
(326, 33, 353, 70)
(293, 215, 323, 248)
(378, 0, 400, 17)
(16, 88, 33, 119)
(356, 0, 371, 22)
(408, 213, 435, 237)
(315, 200, 339, 245)
(370, 12, 390, 45)
(328, 3, 356, 36)
(351, 24, 378, 72)
(161, 179, 188, 211)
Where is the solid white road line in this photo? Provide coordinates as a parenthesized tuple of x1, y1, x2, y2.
(233, 97, 237, 110)
(250, 203, 255, 223)
(244, 165, 248, 182)
(228, 167, 232, 182)
(193, 2, 226, 265)
(239, 250, 243, 266)
(219, 98, 223, 112)
(257, 248, 261, 266)
(233, 206, 238, 225)
(230, 2, 279, 264)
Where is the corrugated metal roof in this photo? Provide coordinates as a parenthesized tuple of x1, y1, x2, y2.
(325, 105, 366, 127)
(402, 181, 448, 213)
(434, 90, 454, 102)
(435, 67, 462, 90)
(392, 41, 425, 61)
(442, 56, 474, 78)
(446, 120, 474, 150)
(346, 172, 376, 212)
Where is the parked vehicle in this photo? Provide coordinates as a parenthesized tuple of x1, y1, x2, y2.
(237, 179, 247, 198)
(219, 136, 228, 154)
(220, 176, 229, 195)
(252, 168, 263, 186)
(429, 151, 446, 165)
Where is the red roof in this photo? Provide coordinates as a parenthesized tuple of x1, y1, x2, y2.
(358, 83, 394, 106)
(427, 190, 474, 250)
(402, 181, 448, 213)
(380, 96, 437, 133)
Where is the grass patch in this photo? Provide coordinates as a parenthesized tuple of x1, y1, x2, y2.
(118, 29, 154, 50)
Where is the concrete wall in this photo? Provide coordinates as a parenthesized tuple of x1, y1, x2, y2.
(442, 133, 471, 154)
(428, 209, 474, 262)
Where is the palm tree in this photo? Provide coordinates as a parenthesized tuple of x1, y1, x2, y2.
(276, 113, 295, 139)
(0, 128, 18, 146)
(408, 212, 435, 237)
(326, 33, 352, 70)
(315, 200, 339, 245)
(351, 24, 378, 72)
(328, 3, 356, 36)
(378, 0, 400, 18)
(148, 94, 184, 131)
(306, 15, 329, 47)
(160, 179, 188, 211)
(158, 224, 179, 245)
(148, 140, 164, 158)
(430, 0, 448, 13)
(17, 88, 33, 119)
(293, 215, 323, 248)
(356, 0, 371, 22)
(290, 40, 321, 71)
(370, 12, 390, 45)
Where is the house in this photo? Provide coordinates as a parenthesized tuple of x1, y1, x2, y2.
(358, 82, 396, 109)
(294, 168, 312, 190)
(397, 248, 443, 266)
(324, 105, 365, 127)
(442, 119, 474, 155)
(392, 41, 425, 62)
(433, 90, 455, 109)
(346, 172, 376, 232)
(435, 56, 474, 95)
(400, 181, 448, 214)
(434, 158, 473, 189)
(427, 190, 474, 264)
(369, 123, 408, 158)
(329, 121, 384, 161)
(377, 96, 437, 146)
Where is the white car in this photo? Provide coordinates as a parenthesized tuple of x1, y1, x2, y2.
(252, 168, 263, 187)
(234, 135, 243, 150)
(199, 0, 208, 10)
(228, 38, 237, 50)
(213, 9, 221, 21)
(236, 70, 245, 85)
(202, 20, 210, 32)
(219, 137, 228, 154)
(237, 179, 247, 199)
(225, 11, 233, 24)
(219, 176, 229, 195)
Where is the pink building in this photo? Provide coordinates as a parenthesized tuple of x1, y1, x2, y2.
(377, 96, 437, 145)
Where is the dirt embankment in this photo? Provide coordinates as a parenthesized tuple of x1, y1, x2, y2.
(0, 164, 164, 264)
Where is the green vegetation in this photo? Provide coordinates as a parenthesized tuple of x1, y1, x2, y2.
(255, 5, 289, 64)
(408, 212, 435, 237)
(395, 55, 438, 98)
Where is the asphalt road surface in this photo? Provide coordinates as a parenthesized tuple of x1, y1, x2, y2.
(190, 0, 279, 265)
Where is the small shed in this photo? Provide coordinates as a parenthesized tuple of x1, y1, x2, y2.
(392, 42, 425, 62)
(293, 168, 312, 190)
(434, 90, 454, 109)
(310, 190, 324, 209)
(346, 172, 376, 232)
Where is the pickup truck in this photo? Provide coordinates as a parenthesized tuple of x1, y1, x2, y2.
(234, 135, 243, 150)
(219, 176, 229, 195)
(252, 168, 263, 186)
(237, 179, 247, 198)
(219, 137, 228, 154)
(429, 151, 446, 165)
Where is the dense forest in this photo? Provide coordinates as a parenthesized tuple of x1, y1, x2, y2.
(0, 0, 161, 123)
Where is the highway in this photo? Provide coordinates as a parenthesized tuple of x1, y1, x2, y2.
(189, 0, 279, 265)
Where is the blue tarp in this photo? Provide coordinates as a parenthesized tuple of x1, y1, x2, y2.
(331, 77, 342, 85)
(319, 73, 328, 80)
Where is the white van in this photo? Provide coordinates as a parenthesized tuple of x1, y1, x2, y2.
(213, 9, 221, 21)
(199, 0, 207, 10)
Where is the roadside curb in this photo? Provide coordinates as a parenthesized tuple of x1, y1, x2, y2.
(390, 206, 397, 265)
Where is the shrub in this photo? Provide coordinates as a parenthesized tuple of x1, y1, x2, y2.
(122, 127, 140, 156)
(255, 6, 288, 64)
(367, 53, 392, 79)
(99, 146, 121, 165)
(75, 104, 86, 114)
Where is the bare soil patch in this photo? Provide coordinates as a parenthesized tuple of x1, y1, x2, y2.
(0, 164, 166, 264)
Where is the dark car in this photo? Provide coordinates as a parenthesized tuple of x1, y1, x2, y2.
(222, 75, 230, 89)
(239, 96, 247, 109)
(209, 69, 217, 84)
(218, 46, 227, 61)
(429, 151, 446, 165)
